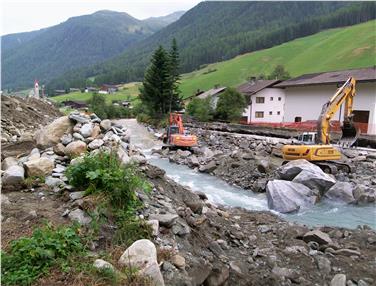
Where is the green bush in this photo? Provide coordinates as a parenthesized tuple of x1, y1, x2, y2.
(215, 87, 246, 122)
(66, 151, 144, 211)
(113, 218, 152, 247)
(1, 224, 84, 286)
(89, 93, 133, 119)
(187, 97, 213, 122)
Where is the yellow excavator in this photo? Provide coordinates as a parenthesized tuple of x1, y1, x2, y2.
(282, 77, 358, 173)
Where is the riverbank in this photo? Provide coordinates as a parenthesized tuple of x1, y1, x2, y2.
(1, 115, 376, 285)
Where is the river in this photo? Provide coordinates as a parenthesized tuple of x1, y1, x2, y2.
(117, 119, 376, 230)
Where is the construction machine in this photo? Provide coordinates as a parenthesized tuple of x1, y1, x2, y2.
(162, 113, 198, 148)
(282, 77, 358, 173)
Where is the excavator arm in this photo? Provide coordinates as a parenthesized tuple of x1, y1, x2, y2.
(316, 77, 358, 146)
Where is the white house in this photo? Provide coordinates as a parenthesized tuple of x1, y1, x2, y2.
(275, 67, 376, 135)
(238, 80, 284, 123)
(238, 67, 376, 135)
(196, 86, 226, 109)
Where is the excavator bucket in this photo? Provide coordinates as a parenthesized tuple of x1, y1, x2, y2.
(339, 121, 359, 147)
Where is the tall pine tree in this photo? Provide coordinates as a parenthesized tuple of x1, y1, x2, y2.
(169, 38, 181, 102)
(140, 42, 182, 116)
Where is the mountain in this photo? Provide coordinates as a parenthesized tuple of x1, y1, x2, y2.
(1, 10, 183, 89)
(143, 11, 185, 31)
(179, 20, 376, 98)
(47, 1, 375, 92)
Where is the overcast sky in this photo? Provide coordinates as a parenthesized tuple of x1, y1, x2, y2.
(1, 0, 202, 35)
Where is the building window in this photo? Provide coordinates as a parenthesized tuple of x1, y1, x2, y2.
(277, 111, 281, 115)
(256, 97, 265, 103)
(278, 97, 282, 101)
(269, 111, 272, 115)
(295, 116, 302, 123)
(255, 111, 264, 118)
(270, 97, 273, 101)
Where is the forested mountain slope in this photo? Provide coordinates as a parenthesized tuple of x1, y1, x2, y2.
(47, 1, 375, 92)
(1, 10, 183, 89)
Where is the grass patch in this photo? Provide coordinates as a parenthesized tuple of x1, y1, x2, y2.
(1, 223, 85, 286)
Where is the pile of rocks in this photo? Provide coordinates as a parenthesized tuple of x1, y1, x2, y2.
(1, 112, 138, 194)
(1, 95, 61, 144)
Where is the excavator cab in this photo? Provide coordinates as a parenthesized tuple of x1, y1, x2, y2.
(162, 113, 198, 148)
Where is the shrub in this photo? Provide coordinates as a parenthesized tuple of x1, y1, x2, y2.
(215, 87, 246, 122)
(187, 97, 213, 122)
(66, 151, 144, 211)
(1, 223, 84, 286)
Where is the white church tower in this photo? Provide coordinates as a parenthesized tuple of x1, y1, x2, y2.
(34, 80, 39, 98)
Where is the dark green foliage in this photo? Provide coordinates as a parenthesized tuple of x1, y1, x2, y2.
(268, 65, 291, 80)
(215, 88, 246, 122)
(140, 44, 181, 116)
(187, 97, 214, 122)
(46, 2, 376, 90)
(1, 223, 84, 286)
(66, 151, 143, 210)
(89, 93, 133, 119)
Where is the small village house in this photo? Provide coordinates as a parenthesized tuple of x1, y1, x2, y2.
(238, 67, 376, 135)
(99, 84, 119, 94)
(195, 86, 227, 109)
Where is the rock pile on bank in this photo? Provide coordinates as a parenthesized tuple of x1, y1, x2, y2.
(1, 95, 61, 144)
(1, 111, 136, 194)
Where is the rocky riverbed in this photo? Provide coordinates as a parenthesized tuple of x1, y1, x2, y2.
(1, 114, 376, 285)
(154, 125, 376, 215)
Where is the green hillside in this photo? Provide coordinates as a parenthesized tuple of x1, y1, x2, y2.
(51, 82, 141, 104)
(179, 20, 376, 98)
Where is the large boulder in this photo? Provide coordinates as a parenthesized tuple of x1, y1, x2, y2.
(80, 123, 93, 138)
(24, 157, 54, 177)
(118, 239, 164, 286)
(292, 169, 336, 194)
(277, 159, 323, 180)
(65, 141, 87, 158)
(303, 230, 333, 245)
(100, 119, 112, 131)
(266, 180, 318, 213)
(199, 160, 217, 173)
(353, 185, 376, 204)
(324, 182, 355, 203)
(1, 157, 18, 170)
(2, 165, 25, 187)
(35, 116, 74, 148)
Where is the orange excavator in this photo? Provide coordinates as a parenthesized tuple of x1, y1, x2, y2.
(162, 113, 198, 148)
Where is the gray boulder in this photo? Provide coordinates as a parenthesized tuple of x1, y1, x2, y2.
(119, 239, 164, 286)
(353, 185, 376, 204)
(277, 159, 323, 180)
(199, 160, 217, 173)
(88, 139, 104, 150)
(100, 119, 112, 131)
(1, 157, 18, 170)
(69, 113, 90, 124)
(60, 133, 73, 145)
(330, 274, 346, 286)
(73, 132, 85, 141)
(266, 180, 318, 213)
(303, 230, 333, 245)
(324, 182, 355, 203)
(2, 165, 25, 186)
(80, 123, 93, 138)
(93, 259, 115, 271)
(149, 213, 178, 228)
(187, 155, 200, 167)
(68, 209, 92, 225)
(292, 169, 336, 194)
